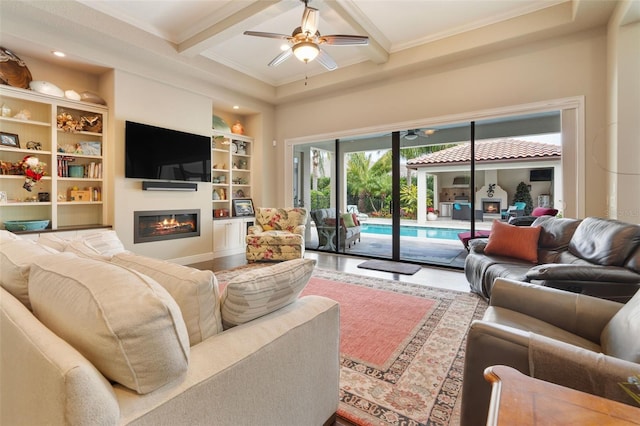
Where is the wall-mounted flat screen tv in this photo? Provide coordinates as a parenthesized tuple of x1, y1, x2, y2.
(125, 121, 211, 183)
(529, 168, 553, 182)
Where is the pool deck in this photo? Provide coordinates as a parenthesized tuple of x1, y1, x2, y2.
(307, 216, 495, 268)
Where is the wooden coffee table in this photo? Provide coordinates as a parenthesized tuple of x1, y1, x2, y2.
(484, 365, 640, 425)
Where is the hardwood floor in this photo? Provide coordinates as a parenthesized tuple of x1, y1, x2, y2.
(190, 250, 470, 293)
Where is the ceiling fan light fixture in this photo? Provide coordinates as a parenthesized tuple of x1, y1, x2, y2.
(404, 133, 418, 140)
(293, 41, 319, 63)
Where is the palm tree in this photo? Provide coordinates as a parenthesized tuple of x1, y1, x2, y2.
(311, 148, 330, 191)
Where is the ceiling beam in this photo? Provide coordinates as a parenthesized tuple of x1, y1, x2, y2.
(177, 0, 287, 57)
(325, 0, 389, 65)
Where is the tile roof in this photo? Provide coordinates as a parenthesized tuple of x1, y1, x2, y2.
(406, 138, 561, 167)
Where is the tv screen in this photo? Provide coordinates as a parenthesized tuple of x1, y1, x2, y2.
(529, 168, 553, 182)
(125, 121, 211, 183)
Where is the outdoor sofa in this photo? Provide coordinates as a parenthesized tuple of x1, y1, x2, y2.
(310, 208, 361, 252)
(464, 216, 640, 302)
(0, 230, 340, 425)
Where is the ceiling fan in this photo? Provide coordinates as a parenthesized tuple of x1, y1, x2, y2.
(243, 0, 369, 70)
(402, 129, 437, 140)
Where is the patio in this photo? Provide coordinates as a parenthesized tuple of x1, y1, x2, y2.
(307, 216, 493, 268)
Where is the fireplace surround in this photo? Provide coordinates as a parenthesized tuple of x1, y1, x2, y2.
(134, 209, 200, 243)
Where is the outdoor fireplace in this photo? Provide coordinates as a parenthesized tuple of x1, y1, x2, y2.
(134, 209, 200, 243)
(482, 200, 501, 214)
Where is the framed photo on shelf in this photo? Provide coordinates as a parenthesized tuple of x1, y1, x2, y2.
(0, 132, 20, 148)
(232, 198, 254, 217)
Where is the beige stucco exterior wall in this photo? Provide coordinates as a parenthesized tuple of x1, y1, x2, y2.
(274, 28, 609, 217)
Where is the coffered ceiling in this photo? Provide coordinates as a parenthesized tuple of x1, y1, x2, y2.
(0, 0, 619, 107)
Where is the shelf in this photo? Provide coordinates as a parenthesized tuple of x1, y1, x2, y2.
(58, 201, 103, 206)
(0, 147, 52, 155)
(0, 175, 52, 180)
(0, 116, 50, 127)
(0, 201, 52, 207)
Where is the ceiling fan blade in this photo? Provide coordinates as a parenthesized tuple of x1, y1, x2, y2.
(320, 35, 369, 46)
(244, 31, 291, 40)
(316, 49, 337, 71)
(301, 7, 319, 35)
(268, 48, 293, 67)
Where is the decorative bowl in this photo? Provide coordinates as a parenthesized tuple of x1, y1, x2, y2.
(4, 219, 50, 232)
(29, 80, 64, 97)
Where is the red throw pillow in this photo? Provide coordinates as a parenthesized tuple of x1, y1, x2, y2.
(484, 220, 541, 263)
(532, 207, 558, 217)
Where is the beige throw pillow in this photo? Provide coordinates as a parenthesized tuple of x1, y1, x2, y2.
(0, 239, 58, 309)
(29, 253, 190, 394)
(111, 252, 223, 346)
(220, 258, 316, 328)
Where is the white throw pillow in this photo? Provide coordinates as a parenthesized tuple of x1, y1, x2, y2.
(79, 230, 126, 257)
(63, 239, 111, 261)
(111, 252, 223, 346)
(0, 239, 58, 309)
(37, 233, 71, 251)
(220, 258, 316, 328)
(29, 253, 190, 394)
(0, 230, 21, 243)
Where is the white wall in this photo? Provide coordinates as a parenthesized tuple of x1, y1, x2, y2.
(110, 70, 214, 261)
(275, 28, 609, 217)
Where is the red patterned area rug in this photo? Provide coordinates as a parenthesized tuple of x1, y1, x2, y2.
(214, 265, 488, 426)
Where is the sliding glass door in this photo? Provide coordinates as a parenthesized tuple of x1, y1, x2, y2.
(292, 108, 564, 268)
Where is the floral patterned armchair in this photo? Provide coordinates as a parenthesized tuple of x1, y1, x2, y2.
(246, 208, 307, 262)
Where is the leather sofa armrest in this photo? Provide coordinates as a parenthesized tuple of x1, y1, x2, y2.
(529, 333, 640, 405)
(489, 278, 623, 342)
(526, 264, 640, 283)
(468, 238, 487, 254)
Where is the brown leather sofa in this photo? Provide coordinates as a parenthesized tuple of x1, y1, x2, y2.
(460, 278, 640, 426)
(465, 216, 640, 302)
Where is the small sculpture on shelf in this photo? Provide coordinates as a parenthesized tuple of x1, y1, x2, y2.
(19, 155, 46, 192)
(231, 121, 244, 135)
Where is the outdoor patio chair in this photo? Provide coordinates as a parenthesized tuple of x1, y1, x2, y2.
(347, 205, 368, 221)
(500, 202, 526, 220)
(452, 203, 483, 221)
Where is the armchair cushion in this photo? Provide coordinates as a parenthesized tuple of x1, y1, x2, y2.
(221, 258, 316, 328)
(484, 220, 541, 263)
(569, 217, 640, 266)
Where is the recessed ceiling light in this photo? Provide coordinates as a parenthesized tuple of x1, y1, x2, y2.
(52, 51, 66, 57)
(233, 105, 239, 110)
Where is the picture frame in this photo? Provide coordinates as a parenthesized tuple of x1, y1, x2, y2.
(0, 132, 20, 148)
(232, 198, 254, 217)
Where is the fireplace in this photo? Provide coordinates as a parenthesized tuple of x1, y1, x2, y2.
(482, 200, 501, 214)
(134, 209, 200, 243)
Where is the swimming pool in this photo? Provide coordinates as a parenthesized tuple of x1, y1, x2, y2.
(361, 223, 463, 240)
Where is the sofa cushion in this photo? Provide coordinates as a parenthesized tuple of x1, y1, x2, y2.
(484, 220, 541, 263)
(601, 290, 640, 363)
(0, 229, 21, 242)
(29, 253, 190, 394)
(111, 252, 223, 346)
(533, 217, 581, 250)
(221, 258, 316, 328)
(624, 245, 640, 274)
(0, 239, 58, 309)
(569, 217, 640, 266)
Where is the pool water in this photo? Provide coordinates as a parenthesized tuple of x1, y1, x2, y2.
(361, 223, 463, 240)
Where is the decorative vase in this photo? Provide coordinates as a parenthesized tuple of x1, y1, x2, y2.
(231, 121, 244, 135)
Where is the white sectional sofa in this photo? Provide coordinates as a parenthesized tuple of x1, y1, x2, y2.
(0, 230, 340, 426)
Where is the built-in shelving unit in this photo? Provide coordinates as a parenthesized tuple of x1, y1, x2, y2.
(0, 85, 108, 230)
(211, 130, 252, 219)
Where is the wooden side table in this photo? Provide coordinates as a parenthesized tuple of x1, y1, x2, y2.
(484, 365, 640, 425)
